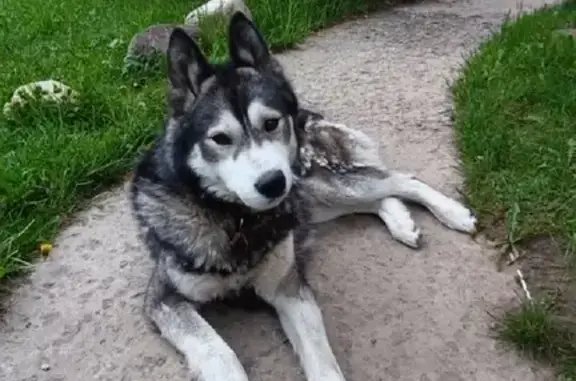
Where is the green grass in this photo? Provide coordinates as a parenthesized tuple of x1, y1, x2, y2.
(452, 2, 576, 378)
(497, 299, 576, 378)
(0, 0, 384, 280)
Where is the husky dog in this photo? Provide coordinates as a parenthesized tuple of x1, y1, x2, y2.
(128, 12, 477, 381)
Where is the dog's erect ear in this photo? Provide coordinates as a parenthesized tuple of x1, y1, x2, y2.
(228, 12, 271, 69)
(167, 28, 212, 115)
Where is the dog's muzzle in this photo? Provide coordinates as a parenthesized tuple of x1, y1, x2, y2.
(255, 170, 286, 199)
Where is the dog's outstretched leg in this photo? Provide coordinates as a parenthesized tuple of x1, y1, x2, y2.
(146, 270, 249, 381)
(305, 170, 476, 236)
(305, 195, 422, 248)
(380, 172, 477, 233)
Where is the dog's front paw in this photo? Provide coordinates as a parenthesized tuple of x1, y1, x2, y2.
(433, 197, 477, 234)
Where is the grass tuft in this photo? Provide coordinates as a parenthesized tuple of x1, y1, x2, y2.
(496, 298, 576, 378)
(452, 2, 576, 378)
(498, 299, 574, 357)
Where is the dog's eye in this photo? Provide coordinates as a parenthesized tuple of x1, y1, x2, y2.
(211, 133, 232, 145)
(263, 118, 280, 132)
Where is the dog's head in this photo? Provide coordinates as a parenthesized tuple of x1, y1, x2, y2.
(166, 12, 300, 212)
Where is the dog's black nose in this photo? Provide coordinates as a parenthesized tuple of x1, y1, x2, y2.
(255, 170, 286, 199)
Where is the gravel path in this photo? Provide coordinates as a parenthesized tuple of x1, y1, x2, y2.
(0, 1, 559, 380)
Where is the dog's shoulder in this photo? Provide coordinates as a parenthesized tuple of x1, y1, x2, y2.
(129, 139, 233, 268)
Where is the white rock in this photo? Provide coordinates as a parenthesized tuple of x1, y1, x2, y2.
(3, 79, 79, 118)
(184, 0, 252, 25)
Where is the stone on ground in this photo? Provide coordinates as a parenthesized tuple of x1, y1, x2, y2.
(123, 24, 198, 69)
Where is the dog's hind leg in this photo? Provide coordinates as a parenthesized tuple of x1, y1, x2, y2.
(307, 196, 422, 248)
(297, 115, 475, 248)
(378, 197, 422, 248)
(305, 170, 476, 240)
(374, 171, 477, 234)
(145, 269, 249, 381)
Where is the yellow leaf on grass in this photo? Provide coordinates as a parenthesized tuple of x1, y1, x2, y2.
(39, 243, 53, 257)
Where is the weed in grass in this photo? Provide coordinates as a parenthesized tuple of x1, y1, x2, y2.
(122, 51, 167, 84)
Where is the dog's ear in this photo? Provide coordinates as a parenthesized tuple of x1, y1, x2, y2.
(167, 28, 212, 115)
(228, 12, 270, 69)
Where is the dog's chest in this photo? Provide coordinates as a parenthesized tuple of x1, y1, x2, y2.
(177, 196, 301, 277)
(173, 199, 300, 302)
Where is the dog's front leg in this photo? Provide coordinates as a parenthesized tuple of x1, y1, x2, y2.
(147, 270, 249, 381)
(254, 233, 346, 381)
(149, 295, 249, 381)
(273, 285, 347, 381)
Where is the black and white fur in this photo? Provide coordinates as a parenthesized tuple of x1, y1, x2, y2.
(128, 12, 477, 381)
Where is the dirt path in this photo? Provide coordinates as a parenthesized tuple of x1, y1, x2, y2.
(0, 1, 560, 380)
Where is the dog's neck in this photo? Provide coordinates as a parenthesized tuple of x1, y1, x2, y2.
(196, 189, 256, 215)
(177, 180, 300, 276)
